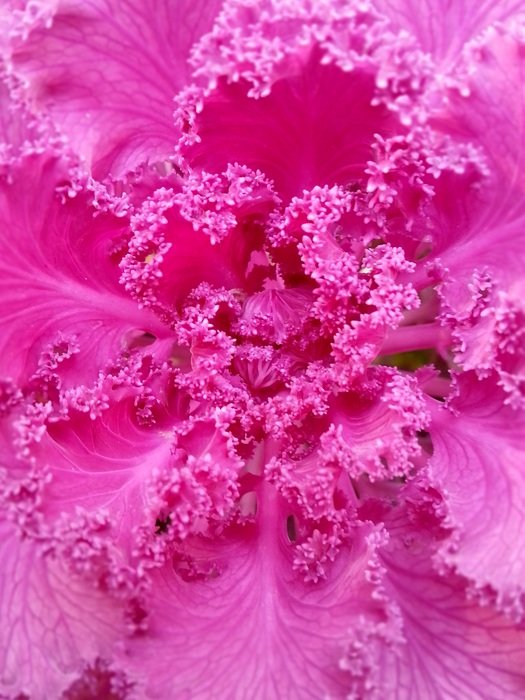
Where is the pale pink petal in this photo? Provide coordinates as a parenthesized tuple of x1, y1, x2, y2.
(429, 372, 525, 616)
(117, 494, 391, 700)
(10, 0, 224, 177)
(425, 27, 525, 403)
(0, 1, 57, 54)
(431, 25, 525, 264)
(374, 0, 524, 63)
(0, 519, 126, 699)
(376, 526, 525, 700)
(348, 492, 525, 699)
(38, 395, 175, 527)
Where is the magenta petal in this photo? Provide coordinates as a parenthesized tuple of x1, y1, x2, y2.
(429, 373, 525, 614)
(39, 397, 174, 527)
(117, 499, 390, 699)
(121, 176, 276, 311)
(9, 0, 224, 177)
(430, 26, 525, 267)
(180, 62, 397, 200)
(328, 370, 430, 482)
(179, 0, 437, 201)
(424, 27, 525, 403)
(0, 152, 164, 385)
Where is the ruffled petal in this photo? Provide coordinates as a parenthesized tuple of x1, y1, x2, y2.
(9, 0, 224, 177)
(268, 368, 429, 501)
(0, 150, 165, 386)
(120, 166, 278, 314)
(374, 0, 524, 63)
(117, 490, 391, 699)
(376, 521, 525, 700)
(422, 26, 525, 404)
(431, 24, 525, 264)
(0, 519, 125, 699)
(179, 61, 398, 200)
(428, 372, 525, 616)
(179, 0, 434, 200)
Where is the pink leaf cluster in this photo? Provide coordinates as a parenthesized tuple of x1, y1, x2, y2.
(0, 1, 525, 698)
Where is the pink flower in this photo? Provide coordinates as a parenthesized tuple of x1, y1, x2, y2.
(1, 1, 525, 698)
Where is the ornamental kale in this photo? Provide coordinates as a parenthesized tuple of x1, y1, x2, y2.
(0, 1, 524, 698)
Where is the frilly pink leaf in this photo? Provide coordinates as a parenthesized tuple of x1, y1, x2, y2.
(374, 0, 525, 65)
(115, 500, 394, 699)
(0, 520, 126, 700)
(8, 0, 224, 177)
(428, 372, 525, 618)
(0, 0, 524, 698)
(374, 505, 525, 700)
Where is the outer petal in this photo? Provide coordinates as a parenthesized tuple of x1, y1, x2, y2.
(376, 524, 525, 700)
(46, 402, 241, 542)
(0, 2, 57, 54)
(117, 490, 390, 700)
(373, 0, 524, 64)
(3, 360, 240, 552)
(430, 25, 525, 266)
(9, 0, 224, 177)
(37, 393, 174, 527)
(428, 372, 525, 616)
(1, 374, 244, 694)
(423, 26, 525, 403)
(0, 151, 165, 386)
(0, 519, 126, 699)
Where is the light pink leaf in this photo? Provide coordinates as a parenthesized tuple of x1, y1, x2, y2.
(429, 372, 525, 615)
(10, 0, 224, 176)
(0, 519, 125, 700)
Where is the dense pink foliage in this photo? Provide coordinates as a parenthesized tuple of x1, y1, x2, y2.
(0, 1, 524, 698)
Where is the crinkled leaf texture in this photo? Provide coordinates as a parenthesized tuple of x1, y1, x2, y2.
(118, 507, 386, 700)
(377, 510, 525, 700)
(9, 0, 224, 177)
(0, 150, 165, 386)
(429, 373, 525, 616)
(0, 0, 525, 699)
(374, 0, 525, 63)
(0, 520, 124, 699)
